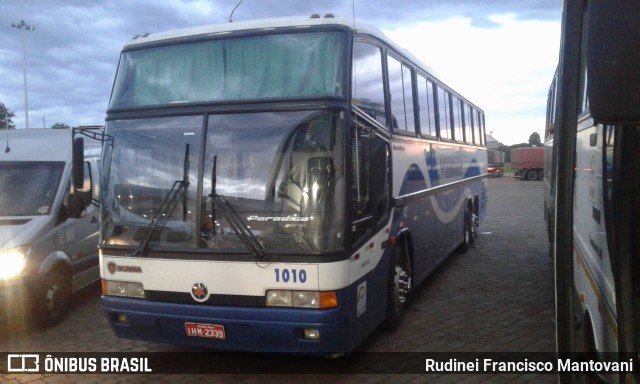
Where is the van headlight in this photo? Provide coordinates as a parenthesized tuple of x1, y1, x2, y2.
(0, 245, 30, 280)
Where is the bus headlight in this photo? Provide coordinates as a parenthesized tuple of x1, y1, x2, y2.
(266, 290, 292, 307)
(103, 280, 145, 298)
(266, 290, 337, 309)
(0, 245, 30, 280)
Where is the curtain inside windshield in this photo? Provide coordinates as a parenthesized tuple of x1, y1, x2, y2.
(110, 32, 345, 108)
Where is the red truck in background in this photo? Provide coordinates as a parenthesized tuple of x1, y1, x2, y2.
(511, 147, 544, 181)
(487, 150, 505, 177)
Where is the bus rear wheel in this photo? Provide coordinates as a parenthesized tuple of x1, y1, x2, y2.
(458, 205, 475, 253)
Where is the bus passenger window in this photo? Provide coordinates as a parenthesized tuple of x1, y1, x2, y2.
(464, 104, 474, 144)
(437, 87, 452, 140)
(387, 56, 416, 134)
(477, 111, 486, 145)
(352, 42, 387, 126)
(452, 96, 463, 142)
(418, 75, 437, 138)
(403, 65, 416, 134)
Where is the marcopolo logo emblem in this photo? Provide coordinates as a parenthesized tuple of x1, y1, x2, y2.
(191, 282, 209, 302)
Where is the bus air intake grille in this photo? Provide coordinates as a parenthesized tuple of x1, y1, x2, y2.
(144, 290, 265, 307)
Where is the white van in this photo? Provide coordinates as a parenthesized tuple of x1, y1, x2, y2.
(0, 127, 101, 327)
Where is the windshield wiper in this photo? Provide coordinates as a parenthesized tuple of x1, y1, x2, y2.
(209, 155, 266, 261)
(127, 143, 190, 256)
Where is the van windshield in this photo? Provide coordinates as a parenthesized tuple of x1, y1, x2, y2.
(0, 162, 65, 216)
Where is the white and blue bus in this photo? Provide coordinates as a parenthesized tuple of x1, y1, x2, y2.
(545, 1, 639, 383)
(98, 15, 487, 354)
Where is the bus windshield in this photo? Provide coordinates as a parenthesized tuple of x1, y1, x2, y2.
(0, 162, 65, 216)
(109, 31, 346, 109)
(101, 110, 345, 254)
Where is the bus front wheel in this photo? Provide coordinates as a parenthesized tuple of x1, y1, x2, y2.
(384, 246, 411, 330)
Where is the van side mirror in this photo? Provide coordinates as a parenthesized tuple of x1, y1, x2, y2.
(586, 1, 640, 124)
(72, 137, 85, 190)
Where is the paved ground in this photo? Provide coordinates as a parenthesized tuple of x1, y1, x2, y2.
(0, 175, 556, 383)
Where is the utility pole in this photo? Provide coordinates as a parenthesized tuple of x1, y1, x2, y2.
(11, 20, 36, 129)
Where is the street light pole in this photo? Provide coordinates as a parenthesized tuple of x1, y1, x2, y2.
(11, 20, 35, 129)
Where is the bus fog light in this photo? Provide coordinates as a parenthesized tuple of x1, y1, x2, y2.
(116, 314, 129, 324)
(266, 290, 292, 307)
(304, 328, 320, 340)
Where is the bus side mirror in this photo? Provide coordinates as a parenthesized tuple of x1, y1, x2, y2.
(66, 192, 86, 218)
(72, 137, 85, 190)
(586, 1, 640, 124)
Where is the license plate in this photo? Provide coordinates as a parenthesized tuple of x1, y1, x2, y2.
(185, 322, 226, 339)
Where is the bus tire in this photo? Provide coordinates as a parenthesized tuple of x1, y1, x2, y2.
(579, 314, 602, 384)
(34, 270, 70, 328)
(384, 246, 410, 331)
(458, 205, 474, 253)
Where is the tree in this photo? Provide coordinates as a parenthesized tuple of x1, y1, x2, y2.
(51, 122, 71, 129)
(0, 102, 16, 130)
(529, 132, 542, 146)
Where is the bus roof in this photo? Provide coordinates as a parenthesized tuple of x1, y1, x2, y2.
(125, 15, 374, 47)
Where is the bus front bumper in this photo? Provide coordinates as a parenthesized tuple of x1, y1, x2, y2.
(102, 295, 349, 354)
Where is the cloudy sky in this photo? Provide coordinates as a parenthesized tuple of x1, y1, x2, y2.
(0, 0, 561, 145)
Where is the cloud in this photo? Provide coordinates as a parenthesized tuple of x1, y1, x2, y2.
(0, 0, 561, 138)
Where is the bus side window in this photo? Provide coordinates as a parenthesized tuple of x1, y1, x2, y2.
(417, 75, 437, 138)
(452, 96, 463, 142)
(352, 41, 387, 126)
(475, 110, 485, 145)
(351, 120, 390, 245)
(387, 55, 416, 134)
(436, 86, 452, 140)
(464, 104, 474, 144)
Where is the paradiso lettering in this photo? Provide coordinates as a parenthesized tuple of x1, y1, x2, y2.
(246, 215, 310, 222)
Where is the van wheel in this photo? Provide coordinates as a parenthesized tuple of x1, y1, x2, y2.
(34, 271, 70, 328)
(384, 246, 411, 330)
